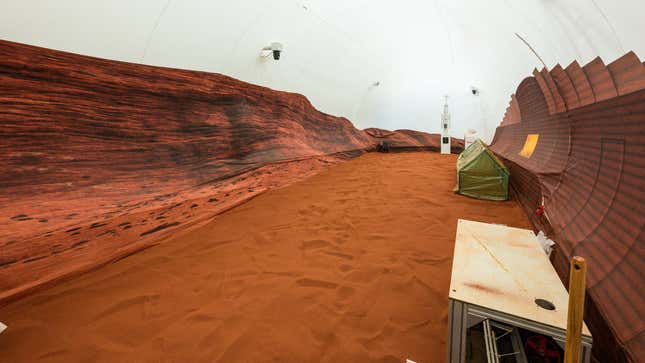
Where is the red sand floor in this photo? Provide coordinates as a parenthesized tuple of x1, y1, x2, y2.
(0, 152, 531, 362)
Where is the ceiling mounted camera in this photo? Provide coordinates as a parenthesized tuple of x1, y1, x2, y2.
(261, 42, 284, 60)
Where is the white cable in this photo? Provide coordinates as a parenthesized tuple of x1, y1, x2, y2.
(515, 32, 548, 69)
(141, 0, 172, 62)
(590, 0, 624, 53)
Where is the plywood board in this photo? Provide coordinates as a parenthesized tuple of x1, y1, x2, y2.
(449, 219, 590, 336)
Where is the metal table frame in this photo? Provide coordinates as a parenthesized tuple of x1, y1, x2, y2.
(447, 298, 593, 363)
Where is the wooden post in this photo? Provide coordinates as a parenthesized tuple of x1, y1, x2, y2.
(564, 256, 587, 363)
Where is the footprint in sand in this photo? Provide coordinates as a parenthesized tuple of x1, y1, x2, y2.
(335, 197, 351, 205)
(333, 236, 347, 245)
(296, 278, 338, 289)
(322, 251, 354, 260)
(336, 285, 355, 299)
(410, 255, 451, 265)
(298, 205, 328, 218)
(253, 233, 271, 245)
(94, 294, 161, 320)
(300, 239, 331, 250)
(344, 268, 386, 284)
(38, 350, 69, 360)
(188, 313, 217, 323)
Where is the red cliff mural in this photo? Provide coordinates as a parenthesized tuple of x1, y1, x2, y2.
(491, 52, 645, 362)
(0, 40, 460, 305)
(365, 128, 464, 153)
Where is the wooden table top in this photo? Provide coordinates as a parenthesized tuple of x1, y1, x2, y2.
(449, 219, 590, 336)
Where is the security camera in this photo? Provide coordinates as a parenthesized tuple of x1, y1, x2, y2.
(261, 42, 283, 60)
(271, 42, 283, 60)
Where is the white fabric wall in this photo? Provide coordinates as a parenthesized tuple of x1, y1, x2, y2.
(1, 0, 643, 142)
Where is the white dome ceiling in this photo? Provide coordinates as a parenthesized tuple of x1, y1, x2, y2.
(1, 0, 643, 141)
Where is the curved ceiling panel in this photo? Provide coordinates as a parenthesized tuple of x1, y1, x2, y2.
(0, 0, 643, 142)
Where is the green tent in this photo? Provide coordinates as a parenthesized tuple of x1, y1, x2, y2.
(456, 139, 509, 201)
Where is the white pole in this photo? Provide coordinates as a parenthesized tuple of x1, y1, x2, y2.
(441, 95, 451, 154)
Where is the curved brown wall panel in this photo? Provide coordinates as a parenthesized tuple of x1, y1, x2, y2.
(565, 60, 596, 107)
(607, 51, 645, 96)
(0, 40, 459, 305)
(583, 57, 618, 102)
(501, 94, 522, 127)
(541, 68, 567, 114)
(533, 69, 558, 115)
(510, 94, 521, 124)
(551, 64, 581, 110)
(490, 52, 645, 363)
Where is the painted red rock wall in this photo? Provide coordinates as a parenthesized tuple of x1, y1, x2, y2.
(365, 128, 464, 153)
(491, 53, 645, 362)
(0, 40, 458, 305)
